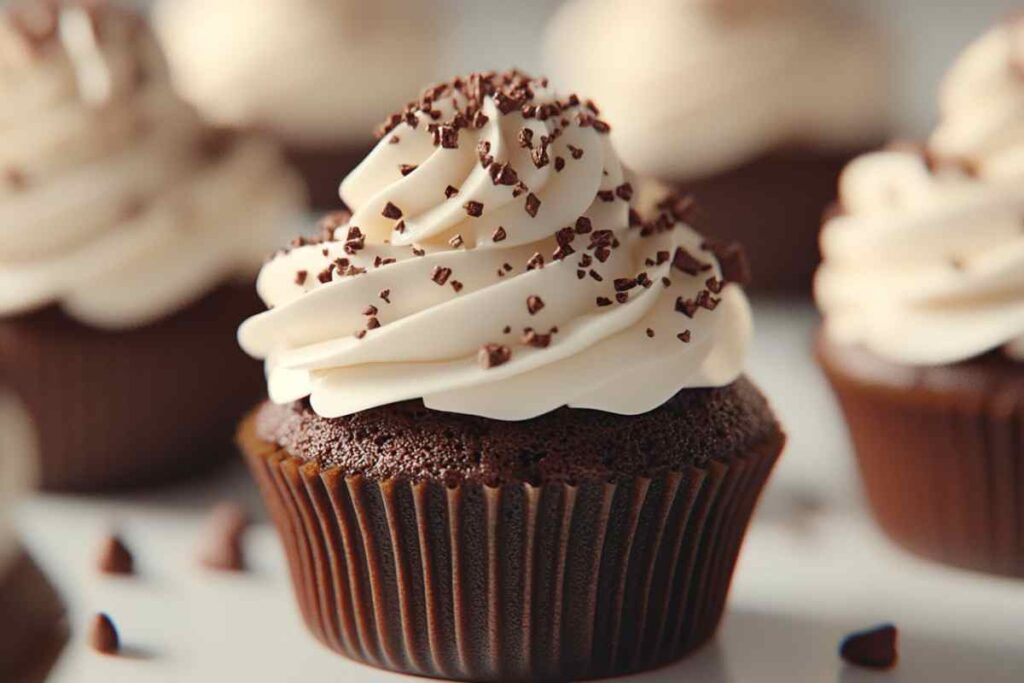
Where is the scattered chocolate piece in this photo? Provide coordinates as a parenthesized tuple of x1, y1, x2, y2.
(526, 253, 545, 270)
(363, 305, 378, 316)
(706, 277, 724, 294)
(522, 328, 552, 348)
(464, 200, 484, 217)
(431, 266, 452, 285)
(615, 183, 634, 201)
(614, 277, 637, 292)
(575, 216, 593, 234)
(294, 270, 308, 286)
(526, 295, 545, 314)
(675, 297, 698, 318)
(366, 317, 381, 330)
(673, 247, 712, 276)
(479, 344, 512, 369)
(382, 202, 403, 219)
(518, 128, 534, 148)
(677, 331, 691, 343)
(525, 193, 541, 217)
(395, 220, 407, 234)
(399, 164, 418, 176)
(589, 269, 603, 282)
(489, 162, 519, 186)
(596, 297, 612, 307)
(597, 190, 615, 202)
(503, 325, 512, 334)
(449, 234, 464, 249)
(97, 535, 134, 576)
(438, 125, 459, 149)
(840, 624, 898, 670)
(445, 185, 459, 199)
(89, 613, 120, 655)
(197, 503, 249, 572)
(568, 144, 584, 160)
(451, 280, 464, 292)
(554, 156, 566, 172)
(646, 328, 655, 338)
(492, 226, 507, 242)
(615, 292, 629, 304)
(531, 146, 550, 168)
(705, 240, 752, 285)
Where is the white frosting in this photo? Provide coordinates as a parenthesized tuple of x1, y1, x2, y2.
(154, 0, 444, 148)
(544, 0, 891, 179)
(816, 23, 1024, 366)
(0, 391, 35, 574)
(239, 75, 752, 420)
(0, 3, 305, 329)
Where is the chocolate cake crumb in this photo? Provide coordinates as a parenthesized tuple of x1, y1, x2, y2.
(197, 503, 249, 572)
(97, 535, 134, 576)
(840, 624, 898, 670)
(479, 344, 512, 368)
(89, 613, 120, 655)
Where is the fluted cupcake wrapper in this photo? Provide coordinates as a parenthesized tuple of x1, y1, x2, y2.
(0, 549, 69, 683)
(819, 340, 1024, 578)
(0, 286, 264, 491)
(241, 422, 781, 682)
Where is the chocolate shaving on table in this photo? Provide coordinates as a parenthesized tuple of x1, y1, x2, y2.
(197, 503, 249, 572)
(97, 534, 134, 576)
(89, 613, 120, 655)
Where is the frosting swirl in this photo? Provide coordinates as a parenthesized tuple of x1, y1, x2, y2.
(0, 1, 305, 329)
(816, 22, 1024, 366)
(544, 0, 891, 179)
(239, 72, 752, 420)
(154, 0, 444, 147)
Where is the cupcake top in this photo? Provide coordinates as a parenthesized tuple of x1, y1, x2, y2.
(544, 0, 891, 180)
(0, 392, 35, 572)
(816, 20, 1024, 366)
(0, 0, 305, 330)
(239, 71, 753, 421)
(154, 0, 444, 148)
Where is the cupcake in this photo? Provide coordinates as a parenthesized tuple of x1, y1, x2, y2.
(154, 0, 445, 209)
(816, 21, 1024, 577)
(0, 392, 68, 681)
(0, 0, 305, 491)
(545, 0, 892, 291)
(237, 72, 785, 680)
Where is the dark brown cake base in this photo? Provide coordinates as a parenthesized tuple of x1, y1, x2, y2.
(0, 550, 69, 682)
(239, 379, 784, 681)
(675, 146, 875, 293)
(818, 335, 1024, 577)
(284, 143, 374, 211)
(0, 285, 266, 492)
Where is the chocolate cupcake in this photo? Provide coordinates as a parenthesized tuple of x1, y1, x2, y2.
(0, 1, 305, 491)
(154, 0, 445, 209)
(545, 0, 892, 292)
(816, 21, 1024, 577)
(237, 72, 785, 680)
(0, 393, 68, 681)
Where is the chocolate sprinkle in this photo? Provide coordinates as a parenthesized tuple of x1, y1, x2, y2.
(492, 226, 507, 242)
(382, 202, 403, 219)
(451, 280, 464, 292)
(464, 200, 484, 217)
(399, 164, 418, 176)
(449, 234, 464, 248)
(445, 185, 459, 199)
(89, 613, 120, 655)
(97, 535, 134, 576)
(363, 305, 378, 316)
(431, 266, 452, 285)
(525, 193, 541, 217)
(596, 296, 612, 307)
(646, 328, 655, 338)
(294, 270, 308, 286)
(479, 343, 512, 369)
(366, 317, 381, 330)
(840, 624, 898, 670)
(705, 240, 752, 286)
(522, 328, 553, 348)
(677, 330, 691, 343)
(379, 289, 391, 303)
(554, 156, 566, 172)
(527, 295, 545, 314)
(673, 247, 712, 276)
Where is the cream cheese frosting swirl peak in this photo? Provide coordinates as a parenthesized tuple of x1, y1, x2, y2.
(816, 22, 1024, 366)
(0, 0, 305, 329)
(239, 72, 753, 421)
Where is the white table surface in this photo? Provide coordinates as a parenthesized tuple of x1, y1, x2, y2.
(18, 299, 1024, 682)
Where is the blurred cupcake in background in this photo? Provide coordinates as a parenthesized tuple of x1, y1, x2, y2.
(0, 0, 305, 491)
(816, 20, 1024, 577)
(545, 0, 892, 291)
(155, 0, 446, 209)
(0, 391, 68, 681)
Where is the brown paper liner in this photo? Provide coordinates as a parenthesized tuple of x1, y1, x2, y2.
(674, 145, 877, 292)
(0, 549, 69, 683)
(0, 285, 265, 491)
(240, 413, 782, 681)
(819, 337, 1024, 577)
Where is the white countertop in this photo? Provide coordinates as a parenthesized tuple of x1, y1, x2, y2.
(18, 299, 1024, 682)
